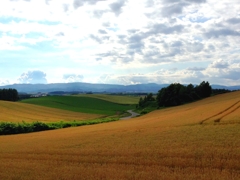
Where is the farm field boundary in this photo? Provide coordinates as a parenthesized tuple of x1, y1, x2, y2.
(0, 100, 102, 123)
(0, 117, 118, 135)
(73, 94, 139, 104)
(21, 96, 135, 115)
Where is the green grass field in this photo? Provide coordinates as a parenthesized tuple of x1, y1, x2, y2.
(74, 94, 140, 104)
(21, 96, 136, 115)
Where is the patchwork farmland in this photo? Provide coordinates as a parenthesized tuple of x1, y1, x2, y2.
(21, 95, 136, 115)
(0, 92, 240, 179)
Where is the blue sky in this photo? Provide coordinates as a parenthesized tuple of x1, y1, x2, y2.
(0, 0, 240, 85)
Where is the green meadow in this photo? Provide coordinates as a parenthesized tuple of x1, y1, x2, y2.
(74, 94, 139, 104)
(21, 95, 136, 115)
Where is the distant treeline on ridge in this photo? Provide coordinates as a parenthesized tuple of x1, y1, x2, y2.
(0, 88, 19, 101)
(156, 81, 212, 107)
(138, 81, 212, 109)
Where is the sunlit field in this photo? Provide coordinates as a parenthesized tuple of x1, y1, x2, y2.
(0, 91, 240, 179)
(0, 101, 101, 123)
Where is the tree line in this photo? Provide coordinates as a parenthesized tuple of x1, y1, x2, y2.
(0, 88, 19, 101)
(157, 81, 212, 107)
(138, 81, 212, 109)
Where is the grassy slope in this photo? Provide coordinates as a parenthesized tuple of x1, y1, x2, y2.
(74, 94, 139, 104)
(21, 96, 135, 115)
(0, 91, 240, 179)
(0, 100, 101, 123)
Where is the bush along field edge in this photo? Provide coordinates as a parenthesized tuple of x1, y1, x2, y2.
(0, 117, 118, 135)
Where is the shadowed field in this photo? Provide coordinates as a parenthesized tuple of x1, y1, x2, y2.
(0, 91, 240, 179)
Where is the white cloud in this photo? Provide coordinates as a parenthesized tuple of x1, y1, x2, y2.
(203, 59, 240, 83)
(18, 70, 48, 84)
(0, 79, 10, 86)
(209, 59, 229, 69)
(97, 69, 205, 85)
(0, 0, 239, 86)
(96, 58, 240, 86)
(62, 74, 84, 83)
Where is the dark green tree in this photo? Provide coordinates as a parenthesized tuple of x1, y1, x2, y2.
(156, 83, 185, 107)
(138, 93, 156, 108)
(156, 81, 212, 107)
(195, 81, 212, 98)
(0, 88, 19, 101)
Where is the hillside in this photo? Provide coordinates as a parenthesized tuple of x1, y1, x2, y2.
(0, 100, 101, 123)
(1, 82, 168, 93)
(1, 82, 239, 93)
(0, 94, 137, 123)
(0, 91, 240, 179)
(21, 96, 135, 115)
(73, 94, 139, 104)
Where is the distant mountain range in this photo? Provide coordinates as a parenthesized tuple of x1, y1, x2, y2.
(0, 82, 240, 94)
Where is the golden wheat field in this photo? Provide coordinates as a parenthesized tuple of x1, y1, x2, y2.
(0, 91, 240, 180)
(0, 101, 102, 123)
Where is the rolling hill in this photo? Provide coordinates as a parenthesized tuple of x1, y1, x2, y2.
(20, 96, 135, 116)
(0, 100, 102, 123)
(0, 91, 239, 179)
(2, 82, 239, 93)
(1, 82, 168, 93)
(0, 95, 138, 123)
(73, 94, 139, 104)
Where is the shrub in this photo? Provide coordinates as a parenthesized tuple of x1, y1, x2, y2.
(0, 118, 118, 135)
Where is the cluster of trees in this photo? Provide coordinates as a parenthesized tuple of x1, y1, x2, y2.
(212, 89, 231, 95)
(156, 81, 212, 107)
(0, 88, 19, 101)
(138, 93, 155, 108)
(137, 93, 157, 114)
(137, 81, 212, 110)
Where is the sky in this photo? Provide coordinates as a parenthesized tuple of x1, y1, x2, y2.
(0, 0, 240, 86)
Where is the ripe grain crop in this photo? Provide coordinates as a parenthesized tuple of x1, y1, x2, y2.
(0, 91, 240, 179)
(0, 100, 101, 123)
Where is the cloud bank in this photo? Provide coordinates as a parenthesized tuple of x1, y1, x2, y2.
(18, 70, 48, 84)
(0, 0, 239, 85)
(62, 74, 84, 83)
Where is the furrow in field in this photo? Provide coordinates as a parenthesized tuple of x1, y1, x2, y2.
(200, 100, 240, 124)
